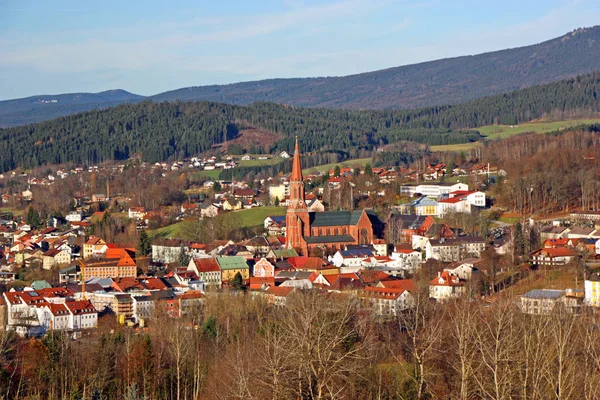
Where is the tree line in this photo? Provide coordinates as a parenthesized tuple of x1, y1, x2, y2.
(2, 72, 600, 173)
(1, 290, 599, 400)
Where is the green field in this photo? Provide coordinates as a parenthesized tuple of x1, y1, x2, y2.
(431, 118, 600, 152)
(234, 206, 286, 228)
(303, 157, 372, 174)
(190, 170, 221, 181)
(150, 206, 287, 239)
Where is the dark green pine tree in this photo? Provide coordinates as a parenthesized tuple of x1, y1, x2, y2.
(232, 271, 245, 291)
(178, 243, 190, 267)
(137, 229, 151, 256)
(26, 206, 42, 228)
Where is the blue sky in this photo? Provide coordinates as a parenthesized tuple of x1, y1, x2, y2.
(1, 0, 599, 100)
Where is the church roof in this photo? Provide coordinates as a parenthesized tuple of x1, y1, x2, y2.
(304, 234, 356, 244)
(309, 210, 365, 227)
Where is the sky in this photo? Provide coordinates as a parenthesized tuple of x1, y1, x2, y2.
(1, 0, 599, 100)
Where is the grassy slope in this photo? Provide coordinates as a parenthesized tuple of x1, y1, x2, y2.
(431, 118, 600, 151)
(150, 206, 287, 239)
(234, 206, 286, 227)
(303, 157, 372, 175)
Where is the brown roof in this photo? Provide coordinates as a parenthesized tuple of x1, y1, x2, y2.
(192, 258, 221, 273)
(379, 279, 418, 293)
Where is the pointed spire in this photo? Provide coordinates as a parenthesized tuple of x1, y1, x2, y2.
(291, 136, 303, 182)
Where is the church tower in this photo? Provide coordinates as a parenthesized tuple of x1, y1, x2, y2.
(286, 137, 310, 253)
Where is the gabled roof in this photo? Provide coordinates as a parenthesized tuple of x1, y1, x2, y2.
(265, 286, 295, 298)
(192, 258, 221, 273)
(358, 269, 390, 284)
(361, 286, 412, 300)
(309, 210, 372, 227)
(429, 271, 463, 287)
(216, 256, 249, 270)
(304, 234, 356, 244)
(65, 300, 96, 314)
(379, 279, 418, 293)
(532, 247, 576, 257)
(521, 289, 564, 300)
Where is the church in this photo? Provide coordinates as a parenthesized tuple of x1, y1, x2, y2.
(286, 139, 383, 255)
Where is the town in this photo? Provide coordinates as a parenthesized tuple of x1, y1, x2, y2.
(2, 7, 600, 397)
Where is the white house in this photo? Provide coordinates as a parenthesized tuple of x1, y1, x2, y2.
(128, 207, 146, 220)
(443, 258, 481, 280)
(429, 271, 466, 301)
(331, 249, 374, 269)
(390, 246, 422, 273)
(360, 287, 415, 317)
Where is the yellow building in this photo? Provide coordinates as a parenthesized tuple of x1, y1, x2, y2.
(80, 248, 137, 280)
(585, 274, 600, 307)
(216, 256, 250, 282)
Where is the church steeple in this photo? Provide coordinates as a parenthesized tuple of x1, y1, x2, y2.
(286, 136, 310, 253)
(290, 136, 303, 183)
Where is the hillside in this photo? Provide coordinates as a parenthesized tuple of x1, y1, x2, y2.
(0, 89, 145, 127)
(153, 27, 600, 109)
(1, 72, 600, 173)
(2, 27, 600, 127)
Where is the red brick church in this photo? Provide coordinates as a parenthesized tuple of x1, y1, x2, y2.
(286, 139, 382, 255)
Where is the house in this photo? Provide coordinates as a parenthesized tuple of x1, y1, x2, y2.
(360, 286, 416, 317)
(253, 257, 275, 278)
(390, 246, 422, 273)
(539, 226, 570, 241)
(386, 214, 435, 244)
(331, 248, 374, 269)
(585, 273, 600, 307)
(520, 289, 583, 315)
(443, 258, 481, 280)
(399, 182, 468, 197)
(187, 258, 222, 288)
(42, 248, 71, 270)
(216, 256, 250, 282)
(530, 247, 576, 266)
(398, 196, 439, 216)
(372, 239, 388, 256)
(200, 204, 220, 218)
(152, 240, 185, 264)
(264, 216, 286, 236)
(92, 194, 107, 202)
(426, 237, 486, 262)
(83, 236, 107, 259)
(80, 248, 137, 280)
(263, 286, 295, 306)
(128, 207, 146, 220)
(222, 199, 242, 211)
(429, 271, 465, 301)
(249, 276, 276, 291)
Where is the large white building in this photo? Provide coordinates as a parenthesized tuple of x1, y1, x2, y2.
(399, 183, 468, 197)
(3, 289, 98, 337)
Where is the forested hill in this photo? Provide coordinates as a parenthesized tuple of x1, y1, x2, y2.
(2, 27, 600, 127)
(0, 90, 144, 127)
(152, 27, 600, 109)
(1, 72, 600, 173)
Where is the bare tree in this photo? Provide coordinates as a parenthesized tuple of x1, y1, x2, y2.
(394, 291, 445, 400)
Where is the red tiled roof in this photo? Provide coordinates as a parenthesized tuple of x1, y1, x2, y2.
(361, 286, 410, 300)
(533, 247, 576, 257)
(192, 258, 221, 272)
(358, 269, 390, 284)
(65, 300, 96, 314)
(429, 271, 463, 287)
(379, 279, 418, 293)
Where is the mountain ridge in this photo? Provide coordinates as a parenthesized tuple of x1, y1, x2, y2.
(2, 26, 600, 126)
